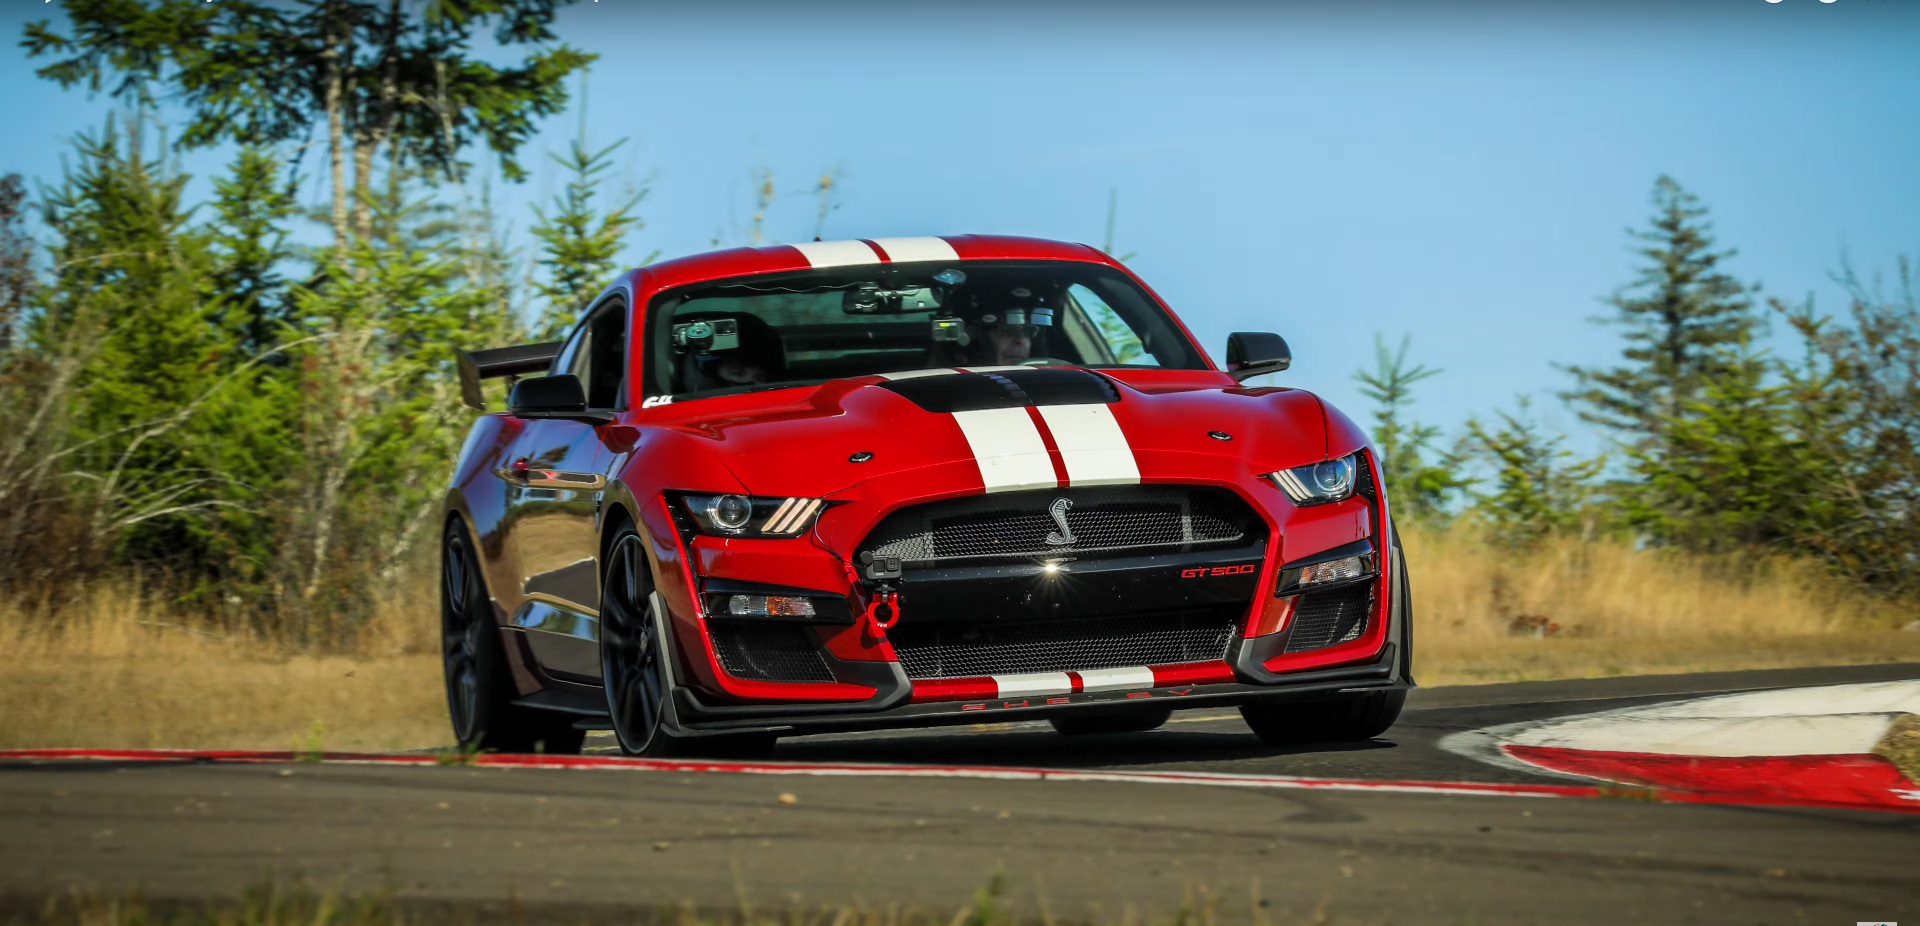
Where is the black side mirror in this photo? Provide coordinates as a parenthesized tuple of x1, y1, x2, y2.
(1225, 332, 1291, 381)
(508, 374, 612, 423)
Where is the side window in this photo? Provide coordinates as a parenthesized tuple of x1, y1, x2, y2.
(1067, 284, 1152, 366)
(581, 299, 627, 409)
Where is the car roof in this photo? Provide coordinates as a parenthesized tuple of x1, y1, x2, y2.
(633, 235, 1117, 295)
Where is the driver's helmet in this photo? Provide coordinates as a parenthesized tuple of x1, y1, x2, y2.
(685, 312, 786, 387)
(963, 286, 1055, 366)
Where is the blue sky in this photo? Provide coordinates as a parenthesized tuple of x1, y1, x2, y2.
(3, 0, 1917, 457)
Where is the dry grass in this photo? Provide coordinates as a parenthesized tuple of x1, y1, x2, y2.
(1400, 523, 1920, 684)
(0, 528, 1914, 752)
(0, 584, 444, 753)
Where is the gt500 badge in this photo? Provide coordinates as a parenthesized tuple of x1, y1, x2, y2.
(1181, 563, 1256, 579)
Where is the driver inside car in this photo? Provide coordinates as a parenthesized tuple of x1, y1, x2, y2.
(682, 313, 787, 390)
(963, 288, 1055, 367)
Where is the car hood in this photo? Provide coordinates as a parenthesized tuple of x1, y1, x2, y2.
(641, 367, 1337, 499)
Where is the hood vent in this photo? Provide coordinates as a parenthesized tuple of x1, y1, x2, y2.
(876, 368, 1119, 413)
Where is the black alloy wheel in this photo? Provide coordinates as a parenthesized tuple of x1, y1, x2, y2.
(600, 526, 778, 758)
(600, 529, 685, 756)
(442, 520, 585, 754)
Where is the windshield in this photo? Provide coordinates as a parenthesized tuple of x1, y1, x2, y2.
(647, 261, 1207, 400)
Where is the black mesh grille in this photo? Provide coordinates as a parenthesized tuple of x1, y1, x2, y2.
(1284, 584, 1372, 653)
(711, 622, 834, 682)
(888, 610, 1239, 680)
(862, 487, 1257, 566)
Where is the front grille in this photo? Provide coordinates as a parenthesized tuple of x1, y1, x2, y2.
(1284, 583, 1372, 653)
(888, 610, 1238, 680)
(862, 487, 1258, 567)
(710, 622, 834, 682)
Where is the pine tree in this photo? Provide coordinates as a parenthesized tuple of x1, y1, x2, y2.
(25, 0, 594, 254)
(1353, 334, 1470, 521)
(530, 134, 643, 338)
(35, 114, 241, 574)
(1465, 398, 1603, 547)
(209, 146, 298, 356)
(1628, 343, 1814, 553)
(1563, 175, 1757, 450)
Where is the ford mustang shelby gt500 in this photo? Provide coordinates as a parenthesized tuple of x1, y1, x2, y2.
(443, 235, 1412, 755)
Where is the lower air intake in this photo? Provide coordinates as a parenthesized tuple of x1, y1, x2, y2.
(1283, 584, 1372, 653)
(710, 622, 834, 682)
(888, 610, 1239, 680)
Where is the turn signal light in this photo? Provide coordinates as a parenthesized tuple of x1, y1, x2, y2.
(1297, 555, 1365, 588)
(727, 594, 817, 618)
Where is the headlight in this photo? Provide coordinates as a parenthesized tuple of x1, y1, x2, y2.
(677, 494, 827, 538)
(1265, 453, 1360, 506)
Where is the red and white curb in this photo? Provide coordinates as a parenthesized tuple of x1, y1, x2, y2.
(1442, 680, 1920, 814)
(0, 747, 1605, 802)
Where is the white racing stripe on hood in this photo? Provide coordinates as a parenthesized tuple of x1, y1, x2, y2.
(874, 369, 959, 381)
(870, 237, 959, 263)
(1037, 403, 1140, 486)
(791, 240, 881, 268)
(952, 407, 1057, 493)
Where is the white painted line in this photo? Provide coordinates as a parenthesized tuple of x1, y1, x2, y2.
(791, 240, 881, 269)
(992, 672, 1074, 698)
(870, 237, 959, 263)
(1077, 667, 1156, 692)
(1037, 403, 1140, 486)
(951, 407, 1058, 493)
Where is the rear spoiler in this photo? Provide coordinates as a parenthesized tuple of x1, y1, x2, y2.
(454, 341, 563, 410)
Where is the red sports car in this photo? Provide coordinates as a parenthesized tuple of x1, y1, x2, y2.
(443, 235, 1412, 756)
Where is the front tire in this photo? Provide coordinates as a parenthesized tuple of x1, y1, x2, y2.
(1240, 689, 1406, 745)
(1241, 526, 1412, 745)
(600, 528, 687, 757)
(442, 520, 586, 755)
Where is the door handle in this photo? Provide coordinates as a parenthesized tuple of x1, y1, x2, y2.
(495, 458, 532, 485)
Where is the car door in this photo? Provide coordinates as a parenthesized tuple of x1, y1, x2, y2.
(502, 296, 630, 681)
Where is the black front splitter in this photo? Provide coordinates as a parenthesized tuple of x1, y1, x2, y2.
(665, 646, 1404, 738)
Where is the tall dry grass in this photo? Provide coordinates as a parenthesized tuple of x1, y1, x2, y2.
(1403, 523, 1920, 684)
(0, 529, 1915, 750)
(0, 581, 444, 752)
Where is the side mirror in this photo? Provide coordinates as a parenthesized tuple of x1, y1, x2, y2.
(1225, 332, 1291, 381)
(508, 374, 612, 423)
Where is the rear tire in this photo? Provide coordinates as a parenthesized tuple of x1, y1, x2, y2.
(1049, 707, 1172, 736)
(442, 520, 586, 755)
(1240, 689, 1405, 745)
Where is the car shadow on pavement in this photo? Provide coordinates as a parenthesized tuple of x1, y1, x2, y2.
(761, 725, 1397, 770)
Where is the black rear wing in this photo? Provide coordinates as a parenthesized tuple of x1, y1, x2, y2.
(454, 341, 563, 410)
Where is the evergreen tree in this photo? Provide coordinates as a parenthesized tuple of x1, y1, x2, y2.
(530, 135, 643, 338)
(1353, 334, 1470, 521)
(1563, 175, 1757, 449)
(1627, 343, 1816, 553)
(35, 115, 241, 574)
(209, 146, 298, 356)
(0, 175, 33, 355)
(25, 0, 594, 253)
(1465, 398, 1603, 547)
(1779, 260, 1920, 594)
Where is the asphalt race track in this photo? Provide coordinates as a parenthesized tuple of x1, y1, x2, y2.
(3, 664, 1916, 925)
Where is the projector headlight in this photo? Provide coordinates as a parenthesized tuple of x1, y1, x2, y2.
(1265, 453, 1360, 506)
(677, 494, 827, 538)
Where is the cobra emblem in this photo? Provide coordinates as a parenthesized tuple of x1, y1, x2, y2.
(1044, 498, 1076, 546)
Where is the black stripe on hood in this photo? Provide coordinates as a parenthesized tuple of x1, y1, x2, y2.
(876, 368, 1119, 413)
